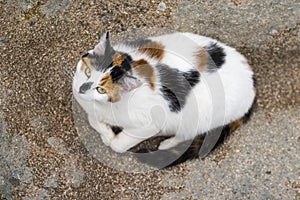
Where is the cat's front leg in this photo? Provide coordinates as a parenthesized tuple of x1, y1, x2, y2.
(88, 115, 115, 146)
(109, 127, 158, 153)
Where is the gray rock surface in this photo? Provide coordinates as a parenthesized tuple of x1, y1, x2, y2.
(175, 0, 300, 47)
(163, 109, 300, 199)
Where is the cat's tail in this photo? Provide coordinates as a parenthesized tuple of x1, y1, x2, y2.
(135, 97, 256, 169)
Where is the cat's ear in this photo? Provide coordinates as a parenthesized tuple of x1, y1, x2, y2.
(118, 74, 142, 93)
(94, 32, 115, 56)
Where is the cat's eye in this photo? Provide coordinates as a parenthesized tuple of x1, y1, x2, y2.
(85, 68, 91, 78)
(96, 87, 106, 94)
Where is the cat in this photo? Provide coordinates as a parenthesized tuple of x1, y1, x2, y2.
(72, 32, 256, 168)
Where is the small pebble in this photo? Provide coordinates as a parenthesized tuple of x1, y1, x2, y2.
(271, 29, 278, 35)
(157, 2, 167, 11)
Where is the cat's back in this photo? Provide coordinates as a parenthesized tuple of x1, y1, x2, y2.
(149, 32, 214, 49)
(151, 32, 248, 71)
(119, 32, 247, 73)
(149, 32, 210, 72)
(115, 32, 211, 72)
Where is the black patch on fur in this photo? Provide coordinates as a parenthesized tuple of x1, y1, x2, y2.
(252, 74, 257, 88)
(111, 126, 123, 135)
(182, 70, 200, 87)
(206, 42, 226, 71)
(110, 66, 126, 82)
(82, 52, 89, 58)
(110, 53, 133, 82)
(124, 39, 152, 49)
(156, 64, 200, 112)
(119, 53, 132, 71)
(160, 85, 181, 112)
(79, 82, 93, 94)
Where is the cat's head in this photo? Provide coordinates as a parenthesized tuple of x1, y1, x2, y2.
(73, 32, 141, 103)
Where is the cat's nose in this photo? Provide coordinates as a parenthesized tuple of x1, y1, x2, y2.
(79, 82, 93, 94)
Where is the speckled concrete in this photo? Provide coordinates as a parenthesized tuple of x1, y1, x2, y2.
(0, 0, 299, 199)
(162, 109, 300, 199)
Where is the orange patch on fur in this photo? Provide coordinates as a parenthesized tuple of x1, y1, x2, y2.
(112, 53, 125, 67)
(195, 47, 208, 72)
(132, 59, 156, 90)
(81, 57, 93, 71)
(80, 63, 85, 71)
(99, 73, 121, 102)
(138, 41, 165, 61)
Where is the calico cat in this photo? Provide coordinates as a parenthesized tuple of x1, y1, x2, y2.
(73, 32, 256, 168)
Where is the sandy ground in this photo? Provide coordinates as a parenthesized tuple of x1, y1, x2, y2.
(0, 0, 299, 199)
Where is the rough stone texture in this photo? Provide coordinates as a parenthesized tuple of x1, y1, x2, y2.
(175, 0, 300, 47)
(0, 0, 299, 199)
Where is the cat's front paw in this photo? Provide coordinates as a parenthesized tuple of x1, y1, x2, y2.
(110, 139, 128, 153)
(101, 134, 114, 146)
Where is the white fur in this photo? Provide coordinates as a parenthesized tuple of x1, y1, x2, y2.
(73, 32, 255, 152)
